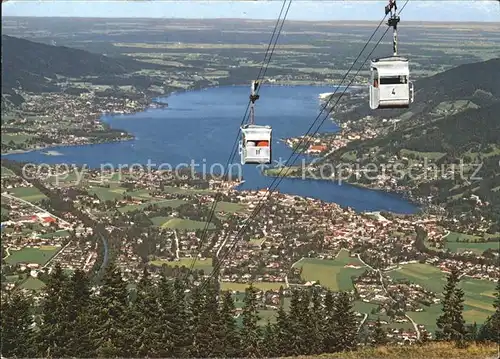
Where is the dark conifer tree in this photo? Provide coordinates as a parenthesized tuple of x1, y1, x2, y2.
(436, 268, 458, 340)
(94, 261, 129, 357)
(465, 322, 478, 342)
(37, 263, 71, 357)
(66, 269, 96, 357)
(274, 299, 292, 356)
(451, 286, 466, 346)
(261, 321, 278, 357)
(436, 268, 465, 342)
(371, 317, 388, 346)
(309, 287, 325, 354)
(172, 278, 192, 357)
(130, 267, 160, 357)
(322, 290, 337, 353)
(287, 288, 306, 355)
(194, 280, 224, 357)
(156, 275, 191, 357)
(478, 278, 500, 343)
(0, 291, 35, 357)
(299, 289, 315, 355)
(157, 274, 175, 357)
(190, 284, 206, 357)
(332, 291, 358, 352)
(220, 291, 241, 357)
(240, 284, 262, 357)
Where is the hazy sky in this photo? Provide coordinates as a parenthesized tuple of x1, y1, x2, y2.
(2, 1, 500, 22)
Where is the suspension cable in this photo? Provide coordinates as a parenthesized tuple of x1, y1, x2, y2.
(200, 0, 410, 291)
(185, 0, 293, 279)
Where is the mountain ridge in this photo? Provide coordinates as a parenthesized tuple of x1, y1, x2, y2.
(1, 35, 167, 93)
(336, 57, 500, 124)
(322, 58, 500, 233)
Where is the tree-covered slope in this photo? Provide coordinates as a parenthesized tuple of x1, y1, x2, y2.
(1, 35, 166, 93)
(336, 57, 500, 124)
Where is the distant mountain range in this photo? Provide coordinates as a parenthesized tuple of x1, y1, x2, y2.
(1, 35, 166, 94)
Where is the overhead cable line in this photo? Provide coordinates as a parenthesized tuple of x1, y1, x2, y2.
(185, 0, 293, 279)
(200, 0, 410, 291)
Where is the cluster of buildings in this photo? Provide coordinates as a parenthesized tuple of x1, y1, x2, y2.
(284, 128, 378, 157)
(1, 163, 497, 342)
(1, 91, 148, 154)
(1, 177, 97, 293)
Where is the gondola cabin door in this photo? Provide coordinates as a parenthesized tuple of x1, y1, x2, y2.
(369, 68, 380, 110)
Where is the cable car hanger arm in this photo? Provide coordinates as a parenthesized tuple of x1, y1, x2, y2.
(385, 0, 400, 56)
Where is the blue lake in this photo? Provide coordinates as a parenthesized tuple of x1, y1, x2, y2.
(4, 85, 418, 214)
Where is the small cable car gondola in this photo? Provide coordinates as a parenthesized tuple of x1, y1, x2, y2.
(239, 80, 272, 165)
(369, 56, 414, 109)
(369, 0, 415, 110)
(239, 124, 272, 165)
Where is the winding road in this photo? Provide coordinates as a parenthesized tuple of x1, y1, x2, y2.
(173, 229, 180, 259)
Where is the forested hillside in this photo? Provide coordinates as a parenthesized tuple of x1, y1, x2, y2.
(1, 35, 167, 94)
(336, 57, 500, 124)
(1, 263, 499, 358)
(322, 59, 500, 233)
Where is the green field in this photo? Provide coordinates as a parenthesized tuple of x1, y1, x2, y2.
(353, 301, 415, 331)
(150, 216, 172, 226)
(293, 249, 366, 291)
(19, 276, 46, 291)
(1, 133, 34, 145)
(444, 232, 498, 255)
(215, 201, 246, 213)
(38, 230, 70, 239)
(160, 218, 214, 230)
(427, 232, 499, 255)
(47, 171, 83, 186)
(4, 246, 60, 265)
(389, 263, 496, 332)
(150, 257, 212, 272)
(400, 149, 445, 161)
(125, 189, 153, 199)
(88, 186, 126, 201)
(162, 186, 213, 195)
(1, 166, 16, 177)
(220, 281, 286, 292)
(446, 241, 498, 255)
(8, 187, 47, 202)
(118, 199, 186, 213)
(390, 263, 446, 294)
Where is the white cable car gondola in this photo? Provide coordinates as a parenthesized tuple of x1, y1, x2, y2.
(369, 0, 415, 110)
(369, 56, 414, 109)
(239, 124, 272, 165)
(239, 80, 272, 165)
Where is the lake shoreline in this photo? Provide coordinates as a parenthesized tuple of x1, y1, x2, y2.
(3, 84, 418, 214)
(262, 170, 423, 210)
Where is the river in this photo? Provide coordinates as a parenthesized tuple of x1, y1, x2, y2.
(3, 85, 418, 214)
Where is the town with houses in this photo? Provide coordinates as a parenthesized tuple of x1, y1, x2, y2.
(2, 90, 168, 155)
(1, 158, 498, 345)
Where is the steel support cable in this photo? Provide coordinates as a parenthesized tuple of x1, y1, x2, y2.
(185, 0, 292, 277)
(201, 0, 410, 291)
